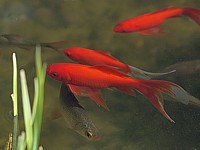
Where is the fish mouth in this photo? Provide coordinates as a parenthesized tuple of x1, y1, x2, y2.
(113, 24, 123, 32)
(85, 130, 101, 141)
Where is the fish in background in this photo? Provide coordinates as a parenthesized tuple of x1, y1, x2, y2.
(160, 60, 200, 107)
(163, 60, 200, 75)
(63, 47, 175, 80)
(46, 63, 190, 123)
(114, 6, 200, 35)
(0, 34, 67, 51)
(59, 83, 100, 141)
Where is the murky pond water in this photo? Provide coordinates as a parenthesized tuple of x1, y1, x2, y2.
(1, 0, 200, 150)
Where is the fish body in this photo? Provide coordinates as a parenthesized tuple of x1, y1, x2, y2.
(63, 47, 175, 79)
(47, 63, 189, 122)
(64, 47, 131, 73)
(47, 63, 135, 88)
(114, 6, 200, 34)
(0, 34, 67, 50)
(163, 60, 200, 75)
(59, 83, 100, 140)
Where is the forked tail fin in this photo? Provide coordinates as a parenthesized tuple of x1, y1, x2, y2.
(183, 8, 200, 26)
(42, 40, 68, 51)
(132, 80, 189, 123)
(164, 92, 200, 108)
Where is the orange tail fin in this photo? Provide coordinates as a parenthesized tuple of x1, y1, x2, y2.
(132, 80, 189, 123)
(183, 8, 200, 26)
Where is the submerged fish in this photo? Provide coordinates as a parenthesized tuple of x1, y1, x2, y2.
(47, 63, 189, 123)
(163, 60, 200, 75)
(0, 34, 67, 50)
(59, 83, 100, 140)
(63, 47, 175, 79)
(114, 6, 200, 35)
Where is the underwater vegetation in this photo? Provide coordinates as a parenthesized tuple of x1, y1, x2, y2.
(5, 45, 46, 150)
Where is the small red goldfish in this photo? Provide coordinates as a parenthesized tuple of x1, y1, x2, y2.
(63, 47, 130, 73)
(63, 47, 175, 79)
(46, 63, 189, 123)
(114, 6, 200, 35)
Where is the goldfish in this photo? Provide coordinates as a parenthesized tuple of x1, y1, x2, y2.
(46, 63, 189, 123)
(114, 6, 200, 35)
(63, 47, 175, 79)
(59, 83, 100, 140)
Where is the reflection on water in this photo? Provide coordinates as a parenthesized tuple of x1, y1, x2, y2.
(1, 0, 200, 149)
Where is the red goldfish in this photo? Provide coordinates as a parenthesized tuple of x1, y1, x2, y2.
(114, 6, 200, 35)
(46, 63, 189, 123)
(63, 47, 175, 79)
(64, 47, 130, 73)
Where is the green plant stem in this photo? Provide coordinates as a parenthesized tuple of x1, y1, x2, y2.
(13, 116, 18, 150)
(32, 44, 46, 150)
(20, 69, 33, 150)
(11, 53, 18, 150)
(17, 132, 26, 150)
(32, 78, 39, 124)
(12, 53, 18, 116)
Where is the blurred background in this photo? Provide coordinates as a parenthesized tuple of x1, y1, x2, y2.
(0, 0, 200, 149)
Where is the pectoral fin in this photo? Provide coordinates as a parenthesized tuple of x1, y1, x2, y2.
(138, 26, 165, 35)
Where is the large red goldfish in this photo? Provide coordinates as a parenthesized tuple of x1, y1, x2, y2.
(114, 6, 200, 35)
(46, 63, 189, 123)
(63, 47, 175, 79)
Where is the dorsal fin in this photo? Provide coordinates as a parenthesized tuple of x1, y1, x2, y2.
(90, 65, 130, 78)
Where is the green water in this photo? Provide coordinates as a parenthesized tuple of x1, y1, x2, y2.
(1, 0, 200, 149)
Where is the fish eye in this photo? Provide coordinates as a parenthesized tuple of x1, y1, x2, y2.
(85, 131, 93, 139)
(66, 52, 70, 57)
(52, 72, 58, 77)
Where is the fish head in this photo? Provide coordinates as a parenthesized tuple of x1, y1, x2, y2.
(46, 64, 71, 83)
(63, 48, 72, 58)
(113, 23, 130, 33)
(75, 121, 101, 141)
(114, 21, 138, 33)
(63, 47, 81, 62)
(46, 64, 63, 81)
